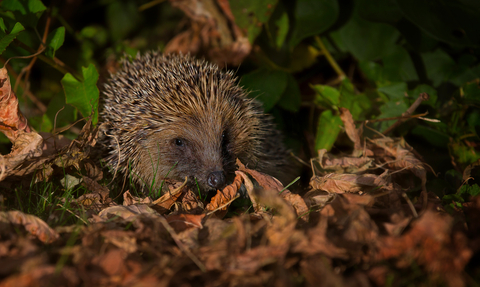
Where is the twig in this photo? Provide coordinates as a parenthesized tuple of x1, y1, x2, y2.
(206, 194, 240, 216)
(383, 93, 430, 135)
(13, 39, 82, 80)
(1, 58, 48, 113)
(158, 216, 206, 272)
(314, 36, 346, 80)
(402, 192, 418, 218)
(138, 0, 167, 11)
(364, 112, 428, 123)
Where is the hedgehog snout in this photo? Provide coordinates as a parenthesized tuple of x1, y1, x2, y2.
(207, 171, 226, 190)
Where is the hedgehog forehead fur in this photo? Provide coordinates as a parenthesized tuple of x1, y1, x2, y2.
(101, 52, 287, 192)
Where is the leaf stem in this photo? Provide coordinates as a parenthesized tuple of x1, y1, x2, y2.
(314, 36, 345, 80)
(13, 39, 83, 81)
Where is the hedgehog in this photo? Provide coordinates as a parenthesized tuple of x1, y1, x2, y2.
(101, 52, 292, 194)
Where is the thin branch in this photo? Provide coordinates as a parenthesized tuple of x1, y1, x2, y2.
(314, 36, 346, 80)
(13, 39, 83, 81)
(158, 216, 206, 272)
(383, 93, 430, 135)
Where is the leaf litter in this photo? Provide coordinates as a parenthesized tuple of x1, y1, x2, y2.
(0, 67, 479, 287)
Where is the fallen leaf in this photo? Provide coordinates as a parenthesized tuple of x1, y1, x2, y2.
(0, 211, 59, 243)
(205, 172, 242, 218)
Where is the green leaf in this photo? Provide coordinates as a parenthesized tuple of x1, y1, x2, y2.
(377, 83, 409, 130)
(421, 49, 456, 87)
(1, 0, 46, 27)
(395, 0, 480, 47)
(290, 0, 339, 47)
(277, 74, 301, 112)
(240, 69, 288, 111)
(61, 64, 99, 124)
(382, 46, 419, 82)
(458, 184, 480, 198)
(312, 84, 340, 108)
(377, 82, 407, 99)
(45, 27, 65, 58)
(0, 20, 25, 55)
(338, 79, 371, 119)
(450, 141, 480, 166)
(330, 9, 400, 61)
(230, 0, 279, 43)
(315, 110, 343, 151)
(274, 12, 289, 49)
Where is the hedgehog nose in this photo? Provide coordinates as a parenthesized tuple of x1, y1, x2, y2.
(207, 171, 226, 189)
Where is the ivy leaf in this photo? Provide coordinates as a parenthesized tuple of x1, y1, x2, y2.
(395, 0, 480, 47)
(45, 27, 65, 58)
(0, 19, 25, 55)
(240, 69, 288, 112)
(230, 0, 279, 43)
(330, 8, 400, 61)
(290, 0, 339, 47)
(61, 64, 100, 125)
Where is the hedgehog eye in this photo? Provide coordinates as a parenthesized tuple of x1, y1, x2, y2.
(174, 138, 185, 147)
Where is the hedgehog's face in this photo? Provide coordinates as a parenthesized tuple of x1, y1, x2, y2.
(139, 119, 240, 193)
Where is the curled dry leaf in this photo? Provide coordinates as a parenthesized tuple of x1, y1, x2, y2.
(313, 149, 373, 174)
(237, 159, 309, 219)
(310, 172, 389, 194)
(166, 0, 251, 67)
(96, 205, 160, 222)
(339, 107, 363, 153)
(181, 189, 204, 212)
(368, 137, 431, 188)
(123, 190, 153, 206)
(0, 66, 30, 141)
(0, 211, 59, 243)
(205, 172, 242, 217)
(166, 213, 205, 233)
(151, 177, 189, 213)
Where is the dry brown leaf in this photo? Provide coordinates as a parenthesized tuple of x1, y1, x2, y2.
(205, 172, 242, 217)
(166, 213, 205, 232)
(0, 66, 30, 141)
(368, 137, 430, 187)
(82, 176, 110, 198)
(0, 211, 59, 243)
(310, 172, 389, 194)
(376, 210, 472, 286)
(123, 190, 153, 206)
(166, 0, 251, 67)
(293, 215, 349, 260)
(151, 177, 189, 213)
(313, 149, 373, 174)
(320, 194, 378, 250)
(96, 205, 159, 222)
(237, 159, 309, 219)
(339, 107, 362, 153)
